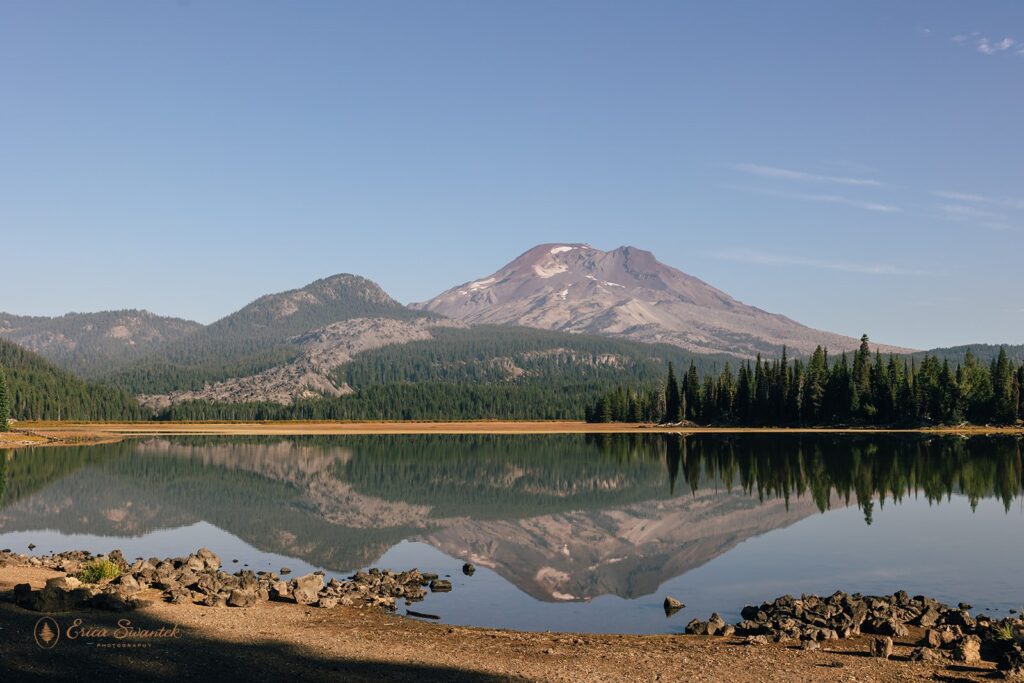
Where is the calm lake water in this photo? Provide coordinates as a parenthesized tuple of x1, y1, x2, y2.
(1, 433, 1022, 634)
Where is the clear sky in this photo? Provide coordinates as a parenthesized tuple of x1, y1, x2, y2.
(2, 1, 1021, 349)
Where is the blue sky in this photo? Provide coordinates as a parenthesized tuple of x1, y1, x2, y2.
(2, 1, 1021, 349)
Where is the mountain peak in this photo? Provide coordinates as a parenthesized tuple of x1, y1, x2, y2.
(412, 243, 909, 357)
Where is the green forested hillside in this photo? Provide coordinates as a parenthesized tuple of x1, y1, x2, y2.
(0, 310, 201, 378)
(338, 326, 729, 387)
(914, 344, 1024, 365)
(157, 327, 735, 420)
(103, 274, 431, 394)
(0, 339, 144, 420)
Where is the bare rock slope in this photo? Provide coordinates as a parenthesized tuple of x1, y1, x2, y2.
(138, 317, 467, 410)
(412, 243, 910, 357)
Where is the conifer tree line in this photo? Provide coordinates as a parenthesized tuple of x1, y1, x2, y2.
(586, 336, 1024, 426)
(0, 364, 10, 431)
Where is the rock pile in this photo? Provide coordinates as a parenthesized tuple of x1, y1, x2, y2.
(685, 590, 1024, 677)
(1, 548, 452, 614)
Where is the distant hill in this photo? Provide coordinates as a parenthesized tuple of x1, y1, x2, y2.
(412, 243, 912, 358)
(0, 310, 201, 377)
(103, 274, 432, 395)
(0, 338, 144, 420)
(154, 326, 737, 420)
(914, 344, 1024, 365)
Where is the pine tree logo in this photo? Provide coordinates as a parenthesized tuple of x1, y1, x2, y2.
(34, 617, 60, 650)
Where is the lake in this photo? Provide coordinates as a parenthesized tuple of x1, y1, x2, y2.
(1, 433, 1021, 634)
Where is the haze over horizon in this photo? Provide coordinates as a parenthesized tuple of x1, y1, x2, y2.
(3, 1, 1022, 349)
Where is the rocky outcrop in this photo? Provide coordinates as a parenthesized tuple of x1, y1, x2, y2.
(138, 317, 467, 409)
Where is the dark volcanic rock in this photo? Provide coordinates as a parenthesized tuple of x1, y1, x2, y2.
(663, 596, 685, 614)
(227, 590, 258, 608)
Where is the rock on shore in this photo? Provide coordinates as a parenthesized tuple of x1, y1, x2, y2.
(686, 590, 1024, 676)
(0, 548, 444, 614)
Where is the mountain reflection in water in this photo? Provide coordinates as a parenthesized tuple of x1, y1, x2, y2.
(0, 434, 1021, 631)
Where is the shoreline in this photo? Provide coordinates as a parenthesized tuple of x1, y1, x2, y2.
(0, 550, 1013, 682)
(1, 419, 1021, 450)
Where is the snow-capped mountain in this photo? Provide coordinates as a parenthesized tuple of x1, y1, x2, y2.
(411, 243, 908, 357)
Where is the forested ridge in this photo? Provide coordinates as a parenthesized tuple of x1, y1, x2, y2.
(102, 274, 428, 394)
(588, 335, 1024, 427)
(0, 310, 201, 378)
(153, 326, 738, 420)
(0, 339, 144, 420)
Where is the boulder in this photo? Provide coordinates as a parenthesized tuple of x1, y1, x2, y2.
(685, 619, 709, 636)
(462, 563, 476, 576)
(429, 579, 452, 593)
(196, 548, 221, 570)
(194, 573, 222, 595)
(952, 635, 981, 663)
(227, 589, 258, 608)
(317, 597, 338, 609)
(663, 596, 685, 614)
(292, 573, 324, 605)
(89, 590, 136, 612)
(45, 576, 82, 592)
(114, 574, 141, 595)
(910, 647, 945, 663)
(270, 581, 292, 600)
(870, 636, 893, 659)
(913, 606, 941, 628)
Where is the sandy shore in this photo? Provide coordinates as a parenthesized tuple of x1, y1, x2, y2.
(1, 420, 1020, 450)
(0, 565, 997, 682)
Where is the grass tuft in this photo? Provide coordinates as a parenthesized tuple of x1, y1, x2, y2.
(75, 557, 122, 583)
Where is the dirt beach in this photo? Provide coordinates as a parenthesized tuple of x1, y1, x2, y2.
(0, 564, 1000, 682)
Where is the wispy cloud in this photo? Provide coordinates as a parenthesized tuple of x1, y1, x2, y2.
(937, 204, 1008, 222)
(931, 198, 1023, 231)
(727, 185, 901, 213)
(732, 163, 882, 187)
(706, 249, 928, 276)
(932, 190, 1024, 211)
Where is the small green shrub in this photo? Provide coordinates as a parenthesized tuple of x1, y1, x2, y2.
(75, 558, 122, 583)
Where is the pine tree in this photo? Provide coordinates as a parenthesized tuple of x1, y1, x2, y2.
(664, 362, 682, 423)
(684, 362, 701, 421)
(993, 347, 1017, 424)
(0, 365, 10, 432)
(853, 334, 873, 417)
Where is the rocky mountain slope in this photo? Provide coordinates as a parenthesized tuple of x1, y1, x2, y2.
(412, 243, 910, 357)
(0, 310, 201, 377)
(104, 274, 436, 395)
(137, 317, 468, 410)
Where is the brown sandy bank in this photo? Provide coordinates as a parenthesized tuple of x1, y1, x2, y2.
(2, 419, 1020, 450)
(0, 566, 997, 682)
